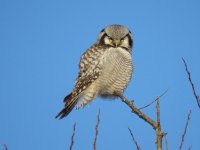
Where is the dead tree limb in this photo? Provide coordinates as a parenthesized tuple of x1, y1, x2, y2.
(118, 94, 165, 150)
(182, 58, 200, 108)
(180, 110, 192, 150)
(118, 94, 157, 129)
(156, 99, 163, 150)
(93, 109, 100, 150)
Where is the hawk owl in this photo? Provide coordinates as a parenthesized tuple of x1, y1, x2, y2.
(56, 24, 133, 119)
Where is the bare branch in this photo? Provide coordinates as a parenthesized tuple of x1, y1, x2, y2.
(156, 99, 164, 150)
(118, 94, 157, 129)
(118, 94, 165, 150)
(180, 109, 192, 150)
(70, 122, 76, 150)
(93, 109, 100, 150)
(156, 99, 161, 124)
(182, 58, 200, 108)
(4, 144, 8, 150)
(188, 146, 192, 150)
(139, 89, 168, 110)
(128, 127, 140, 150)
(163, 133, 169, 150)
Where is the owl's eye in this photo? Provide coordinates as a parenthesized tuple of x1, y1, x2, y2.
(120, 39, 124, 42)
(107, 36, 113, 42)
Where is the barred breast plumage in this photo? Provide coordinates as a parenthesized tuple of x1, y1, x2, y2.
(99, 47, 133, 96)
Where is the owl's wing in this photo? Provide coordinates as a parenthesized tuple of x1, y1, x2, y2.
(73, 44, 107, 96)
(78, 44, 106, 78)
(55, 45, 107, 119)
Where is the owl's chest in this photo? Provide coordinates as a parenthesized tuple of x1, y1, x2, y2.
(102, 47, 132, 72)
(97, 47, 133, 94)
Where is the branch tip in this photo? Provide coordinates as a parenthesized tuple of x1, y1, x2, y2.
(70, 122, 76, 150)
(93, 109, 101, 150)
(4, 144, 8, 150)
(180, 109, 192, 150)
(128, 127, 140, 150)
(182, 57, 200, 108)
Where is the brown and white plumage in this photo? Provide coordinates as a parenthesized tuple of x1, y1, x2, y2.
(56, 25, 133, 119)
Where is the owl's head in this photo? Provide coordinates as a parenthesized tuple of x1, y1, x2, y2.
(97, 25, 133, 50)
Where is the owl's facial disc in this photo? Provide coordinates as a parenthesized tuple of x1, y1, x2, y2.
(103, 34, 131, 48)
(97, 25, 133, 49)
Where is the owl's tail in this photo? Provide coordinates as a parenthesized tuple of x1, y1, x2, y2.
(55, 93, 80, 119)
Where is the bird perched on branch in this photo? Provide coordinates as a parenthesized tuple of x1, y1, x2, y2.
(56, 25, 133, 119)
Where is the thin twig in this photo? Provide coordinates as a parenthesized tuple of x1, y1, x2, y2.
(139, 89, 168, 110)
(70, 122, 76, 150)
(180, 109, 192, 150)
(188, 145, 192, 150)
(163, 133, 169, 150)
(93, 109, 100, 150)
(4, 144, 8, 150)
(182, 58, 200, 108)
(128, 127, 140, 150)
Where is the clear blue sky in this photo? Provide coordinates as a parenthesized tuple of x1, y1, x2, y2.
(0, 0, 200, 149)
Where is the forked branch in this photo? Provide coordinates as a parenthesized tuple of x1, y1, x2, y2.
(118, 94, 165, 150)
(118, 94, 157, 129)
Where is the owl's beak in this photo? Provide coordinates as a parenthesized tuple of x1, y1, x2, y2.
(114, 40, 120, 47)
